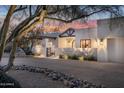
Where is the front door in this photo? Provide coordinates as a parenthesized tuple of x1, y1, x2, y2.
(46, 47, 51, 57)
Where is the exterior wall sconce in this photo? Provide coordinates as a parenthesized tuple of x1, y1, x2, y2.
(100, 38, 104, 45)
(97, 38, 104, 48)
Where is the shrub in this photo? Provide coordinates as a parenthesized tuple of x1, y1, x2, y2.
(84, 55, 97, 61)
(63, 54, 68, 60)
(59, 54, 63, 59)
(70, 55, 79, 60)
(59, 54, 68, 59)
(59, 54, 84, 61)
(78, 56, 84, 61)
(68, 55, 72, 59)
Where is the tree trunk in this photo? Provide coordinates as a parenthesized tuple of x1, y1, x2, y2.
(2, 39, 18, 72)
(1, 10, 47, 73)
(0, 5, 17, 62)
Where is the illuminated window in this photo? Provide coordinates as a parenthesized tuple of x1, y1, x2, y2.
(80, 39, 91, 48)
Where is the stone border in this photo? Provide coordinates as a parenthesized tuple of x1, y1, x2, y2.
(11, 65, 105, 88)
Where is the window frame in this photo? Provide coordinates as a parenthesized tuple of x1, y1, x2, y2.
(80, 39, 91, 48)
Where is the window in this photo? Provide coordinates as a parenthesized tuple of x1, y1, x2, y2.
(80, 39, 91, 48)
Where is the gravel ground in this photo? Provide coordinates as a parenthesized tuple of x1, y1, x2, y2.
(1, 57, 124, 88)
(7, 70, 65, 88)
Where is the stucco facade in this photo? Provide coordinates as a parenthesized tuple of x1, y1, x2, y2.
(97, 17, 124, 63)
(57, 17, 124, 63)
(33, 17, 124, 63)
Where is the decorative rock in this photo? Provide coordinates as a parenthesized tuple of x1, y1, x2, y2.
(16, 66, 21, 70)
(28, 68, 35, 72)
(83, 83, 89, 88)
(83, 80, 88, 83)
(59, 76, 64, 81)
(63, 79, 69, 86)
(35, 67, 42, 73)
(68, 75, 74, 81)
(12, 65, 105, 88)
(97, 84, 104, 88)
(39, 68, 46, 73)
(68, 82, 75, 88)
(51, 73, 58, 80)
(47, 73, 52, 78)
(56, 73, 61, 79)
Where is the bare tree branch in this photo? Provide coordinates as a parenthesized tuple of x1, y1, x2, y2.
(14, 5, 27, 13)
(45, 8, 106, 23)
(29, 5, 32, 17)
(6, 6, 44, 44)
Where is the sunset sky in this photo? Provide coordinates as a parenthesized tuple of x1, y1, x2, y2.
(0, 5, 123, 32)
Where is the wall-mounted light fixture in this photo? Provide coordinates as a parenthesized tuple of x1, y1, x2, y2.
(100, 38, 104, 45)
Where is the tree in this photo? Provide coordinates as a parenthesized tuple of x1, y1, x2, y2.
(0, 5, 124, 73)
(0, 6, 16, 61)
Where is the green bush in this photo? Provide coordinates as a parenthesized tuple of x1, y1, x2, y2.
(59, 54, 63, 59)
(84, 55, 97, 61)
(70, 55, 79, 60)
(59, 54, 85, 61)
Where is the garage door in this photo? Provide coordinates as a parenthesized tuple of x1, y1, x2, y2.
(107, 38, 124, 63)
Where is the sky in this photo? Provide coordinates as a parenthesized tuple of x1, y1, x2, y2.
(0, 5, 124, 32)
(1, 5, 124, 20)
(0, 5, 97, 32)
(0, 5, 119, 19)
(0, 5, 8, 16)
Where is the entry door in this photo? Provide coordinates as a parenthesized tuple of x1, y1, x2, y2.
(46, 48, 51, 57)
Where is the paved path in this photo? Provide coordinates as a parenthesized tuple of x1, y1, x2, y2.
(1, 57, 124, 88)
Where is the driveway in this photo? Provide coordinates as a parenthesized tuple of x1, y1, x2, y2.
(1, 57, 124, 88)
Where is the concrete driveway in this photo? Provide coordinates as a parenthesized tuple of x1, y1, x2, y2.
(1, 57, 124, 88)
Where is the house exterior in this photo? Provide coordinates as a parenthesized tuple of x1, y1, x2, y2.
(97, 17, 124, 63)
(33, 17, 124, 63)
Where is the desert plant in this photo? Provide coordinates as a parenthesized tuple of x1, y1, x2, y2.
(78, 56, 84, 61)
(63, 54, 68, 60)
(59, 54, 68, 59)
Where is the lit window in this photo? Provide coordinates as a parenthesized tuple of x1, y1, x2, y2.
(80, 39, 91, 48)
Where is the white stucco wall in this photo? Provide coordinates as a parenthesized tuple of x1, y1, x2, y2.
(75, 28, 97, 48)
(58, 37, 67, 48)
(58, 37, 75, 48)
(97, 17, 124, 39)
(97, 17, 124, 63)
(72, 17, 124, 63)
(41, 39, 48, 57)
(97, 39, 108, 62)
